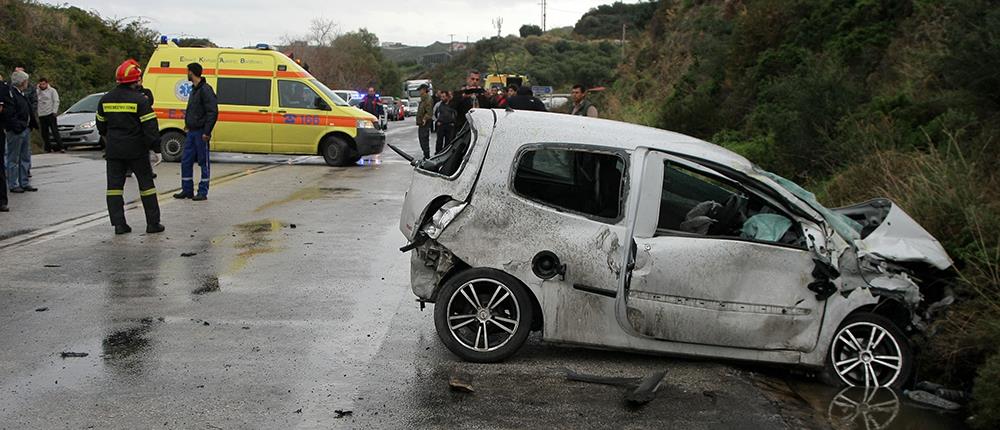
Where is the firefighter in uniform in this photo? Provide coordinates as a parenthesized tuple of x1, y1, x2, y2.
(96, 59, 165, 235)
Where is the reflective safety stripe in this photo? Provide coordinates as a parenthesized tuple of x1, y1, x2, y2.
(96, 113, 106, 122)
(102, 103, 137, 113)
(139, 188, 157, 197)
(181, 177, 193, 181)
(139, 112, 157, 122)
(200, 179, 210, 182)
(106, 189, 124, 196)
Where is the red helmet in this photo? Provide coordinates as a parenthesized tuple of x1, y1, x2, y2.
(115, 59, 143, 84)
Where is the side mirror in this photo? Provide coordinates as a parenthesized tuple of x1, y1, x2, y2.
(314, 97, 331, 111)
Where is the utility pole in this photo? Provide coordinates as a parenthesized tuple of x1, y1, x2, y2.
(540, 0, 547, 32)
(448, 33, 455, 52)
(493, 17, 503, 38)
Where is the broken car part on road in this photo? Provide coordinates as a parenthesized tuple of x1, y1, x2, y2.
(397, 109, 955, 389)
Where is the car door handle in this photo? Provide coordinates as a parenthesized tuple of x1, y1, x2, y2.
(258, 109, 269, 113)
(277, 110, 287, 114)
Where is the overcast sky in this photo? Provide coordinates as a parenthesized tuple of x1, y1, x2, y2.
(45, 0, 641, 47)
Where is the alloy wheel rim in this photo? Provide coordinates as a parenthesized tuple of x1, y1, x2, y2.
(446, 278, 520, 352)
(831, 322, 904, 387)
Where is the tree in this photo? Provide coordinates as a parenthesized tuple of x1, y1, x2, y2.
(519, 24, 543, 38)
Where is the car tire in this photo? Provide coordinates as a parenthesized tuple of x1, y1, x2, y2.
(821, 312, 913, 389)
(321, 135, 353, 166)
(160, 131, 185, 162)
(434, 268, 534, 363)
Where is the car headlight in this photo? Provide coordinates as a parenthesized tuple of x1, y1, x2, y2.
(78, 120, 97, 129)
(423, 201, 468, 239)
(357, 119, 374, 129)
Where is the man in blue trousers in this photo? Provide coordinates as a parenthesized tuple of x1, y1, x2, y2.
(173, 63, 217, 201)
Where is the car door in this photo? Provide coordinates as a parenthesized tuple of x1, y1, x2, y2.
(616, 149, 827, 352)
(272, 80, 330, 154)
(211, 76, 272, 153)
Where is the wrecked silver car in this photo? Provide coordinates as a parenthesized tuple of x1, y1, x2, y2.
(394, 110, 954, 388)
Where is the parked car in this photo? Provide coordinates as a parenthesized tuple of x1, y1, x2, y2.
(382, 96, 398, 121)
(406, 99, 419, 117)
(57, 92, 106, 148)
(395, 109, 954, 389)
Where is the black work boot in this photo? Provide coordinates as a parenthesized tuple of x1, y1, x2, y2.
(146, 224, 165, 234)
(115, 224, 132, 235)
(173, 192, 193, 199)
(192, 195, 207, 201)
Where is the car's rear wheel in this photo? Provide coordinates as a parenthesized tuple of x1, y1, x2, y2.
(160, 131, 184, 162)
(823, 312, 912, 389)
(434, 268, 533, 363)
(321, 136, 353, 166)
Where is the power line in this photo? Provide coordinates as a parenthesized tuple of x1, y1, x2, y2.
(540, 0, 547, 32)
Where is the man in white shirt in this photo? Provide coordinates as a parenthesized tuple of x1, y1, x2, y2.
(36, 78, 64, 153)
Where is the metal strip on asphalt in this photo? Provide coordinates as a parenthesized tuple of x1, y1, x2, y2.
(0, 157, 313, 251)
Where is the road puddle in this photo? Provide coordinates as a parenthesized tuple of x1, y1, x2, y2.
(227, 219, 287, 273)
(784, 379, 968, 429)
(254, 186, 357, 212)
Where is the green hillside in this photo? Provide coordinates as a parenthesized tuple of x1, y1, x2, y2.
(604, 2, 999, 425)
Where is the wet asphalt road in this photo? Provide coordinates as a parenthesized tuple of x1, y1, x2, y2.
(0, 121, 931, 429)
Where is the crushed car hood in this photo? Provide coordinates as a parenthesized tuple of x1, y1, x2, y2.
(855, 202, 953, 270)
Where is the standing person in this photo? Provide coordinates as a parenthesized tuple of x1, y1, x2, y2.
(416, 84, 434, 159)
(450, 70, 493, 131)
(570, 84, 599, 118)
(2, 70, 37, 193)
(172, 63, 217, 201)
(97, 59, 164, 235)
(36, 78, 64, 153)
(0, 72, 7, 211)
(14, 67, 36, 180)
(505, 84, 517, 100)
(360, 87, 380, 117)
(435, 90, 457, 154)
(506, 86, 548, 112)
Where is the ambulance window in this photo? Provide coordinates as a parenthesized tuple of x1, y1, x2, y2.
(217, 78, 271, 107)
(279, 81, 321, 110)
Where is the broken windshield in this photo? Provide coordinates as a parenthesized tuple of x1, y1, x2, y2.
(757, 169, 862, 241)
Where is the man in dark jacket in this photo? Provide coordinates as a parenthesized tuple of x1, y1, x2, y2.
(450, 70, 493, 131)
(3, 70, 36, 194)
(434, 90, 457, 154)
(173, 63, 217, 201)
(97, 59, 164, 235)
(506, 86, 548, 112)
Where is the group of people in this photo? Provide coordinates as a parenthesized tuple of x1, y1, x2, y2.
(1, 59, 217, 235)
(414, 71, 601, 159)
(1, 68, 60, 212)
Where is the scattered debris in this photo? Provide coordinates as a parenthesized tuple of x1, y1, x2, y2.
(60, 352, 88, 358)
(192, 276, 221, 295)
(449, 370, 474, 393)
(290, 224, 297, 229)
(625, 370, 667, 405)
(43, 264, 61, 268)
(905, 390, 962, 411)
(914, 381, 972, 404)
(565, 368, 641, 387)
(241, 326, 250, 330)
(181, 252, 198, 257)
(334, 410, 352, 418)
(35, 307, 48, 312)
(293, 408, 302, 413)
(564, 368, 667, 406)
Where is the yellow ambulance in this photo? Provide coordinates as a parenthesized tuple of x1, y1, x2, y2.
(143, 39, 384, 166)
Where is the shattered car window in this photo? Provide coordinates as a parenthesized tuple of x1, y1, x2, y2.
(513, 148, 625, 220)
(658, 162, 804, 247)
(419, 123, 474, 177)
(757, 169, 863, 241)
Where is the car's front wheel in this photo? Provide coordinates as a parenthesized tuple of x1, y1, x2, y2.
(823, 312, 913, 389)
(321, 136, 353, 166)
(434, 268, 534, 363)
(160, 131, 184, 162)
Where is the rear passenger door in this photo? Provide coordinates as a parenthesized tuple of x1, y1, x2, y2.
(212, 77, 273, 154)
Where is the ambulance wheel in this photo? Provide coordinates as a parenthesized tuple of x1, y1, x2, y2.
(161, 131, 185, 162)
(321, 136, 352, 166)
